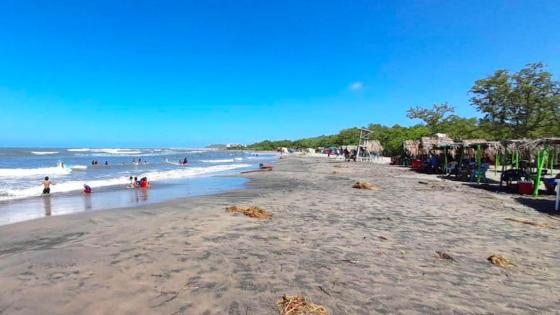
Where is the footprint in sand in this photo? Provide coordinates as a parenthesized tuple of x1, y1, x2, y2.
(49, 272, 66, 280)
(17, 271, 37, 281)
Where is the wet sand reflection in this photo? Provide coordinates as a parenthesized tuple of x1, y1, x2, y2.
(83, 194, 92, 210)
(42, 195, 52, 216)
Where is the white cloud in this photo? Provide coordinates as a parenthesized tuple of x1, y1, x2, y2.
(349, 81, 363, 91)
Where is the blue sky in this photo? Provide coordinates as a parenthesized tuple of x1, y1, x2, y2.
(1, 0, 559, 147)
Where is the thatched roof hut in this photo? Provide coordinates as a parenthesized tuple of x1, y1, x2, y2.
(341, 145, 357, 151)
(503, 138, 560, 163)
(403, 140, 421, 157)
(404, 134, 455, 156)
(403, 134, 506, 161)
(509, 138, 560, 153)
(403, 134, 455, 157)
(462, 140, 503, 162)
(342, 140, 384, 154)
(365, 140, 384, 154)
(420, 134, 455, 154)
(461, 139, 487, 146)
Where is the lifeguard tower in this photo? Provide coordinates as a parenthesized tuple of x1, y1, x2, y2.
(356, 128, 376, 162)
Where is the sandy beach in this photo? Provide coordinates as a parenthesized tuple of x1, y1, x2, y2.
(1, 156, 559, 314)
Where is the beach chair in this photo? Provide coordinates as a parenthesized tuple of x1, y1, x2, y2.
(500, 169, 526, 187)
(471, 164, 489, 183)
(544, 177, 558, 194)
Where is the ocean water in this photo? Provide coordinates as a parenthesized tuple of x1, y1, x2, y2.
(0, 148, 277, 225)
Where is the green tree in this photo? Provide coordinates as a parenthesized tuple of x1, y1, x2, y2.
(336, 128, 361, 146)
(406, 103, 455, 132)
(438, 116, 491, 140)
(368, 123, 431, 156)
(470, 63, 560, 139)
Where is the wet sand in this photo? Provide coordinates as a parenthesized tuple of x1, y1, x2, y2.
(0, 176, 248, 226)
(1, 156, 559, 314)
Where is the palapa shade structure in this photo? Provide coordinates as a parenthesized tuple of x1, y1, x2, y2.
(403, 134, 455, 157)
(402, 133, 506, 161)
(504, 138, 560, 155)
(403, 140, 421, 157)
(420, 134, 455, 154)
(463, 141, 503, 162)
(500, 138, 560, 196)
(342, 140, 384, 155)
(366, 140, 384, 154)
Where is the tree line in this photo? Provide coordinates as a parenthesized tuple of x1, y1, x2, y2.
(247, 63, 560, 156)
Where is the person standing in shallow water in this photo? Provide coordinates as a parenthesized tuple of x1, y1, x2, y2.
(42, 176, 53, 194)
(83, 184, 92, 194)
(128, 176, 135, 188)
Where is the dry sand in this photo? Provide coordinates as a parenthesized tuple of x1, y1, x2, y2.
(1, 156, 559, 314)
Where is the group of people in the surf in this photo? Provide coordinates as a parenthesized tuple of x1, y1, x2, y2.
(128, 176, 150, 189)
(164, 157, 188, 165)
(91, 160, 109, 166)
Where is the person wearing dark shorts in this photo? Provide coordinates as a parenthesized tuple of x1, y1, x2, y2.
(42, 176, 52, 194)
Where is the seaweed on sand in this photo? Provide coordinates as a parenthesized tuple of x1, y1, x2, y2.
(352, 181, 379, 191)
(504, 218, 553, 229)
(277, 295, 329, 315)
(436, 251, 455, 261)
(225, 206, 272, 220)
(487, 255, 516, 268)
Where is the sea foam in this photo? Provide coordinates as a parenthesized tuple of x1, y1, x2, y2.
(31, 151, 59, 155)
(0, 163, 250, 201)
(0, 166, 71, 178)
(68, 148, 142, 155)
(200, 159, 235, 163)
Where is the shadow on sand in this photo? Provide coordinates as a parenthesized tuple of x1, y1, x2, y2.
(514, 197, 559, 216)
(462, 182, 559, 216)
(436, 174, 501, 185)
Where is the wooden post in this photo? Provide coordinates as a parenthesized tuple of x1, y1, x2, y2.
(495, 151, 499, 175)
(476, 144, 482, 183)
(550, 148, 556, 176)
(356, 129, 362, 161)
(444, 147, 448, 174)
(533, 147, 548, 197)
(554, 179, 560, 211)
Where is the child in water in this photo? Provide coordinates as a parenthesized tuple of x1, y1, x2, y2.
(128, 176, 135, 188)
(83, 184, 92, 194)
(139, 177, 150, 188)
(42, 176, 53, 194)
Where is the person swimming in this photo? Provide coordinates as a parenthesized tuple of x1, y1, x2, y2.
(259, 163, 273, 171)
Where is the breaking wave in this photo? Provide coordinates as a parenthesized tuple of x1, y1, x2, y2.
(0, 163, 250, 201)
